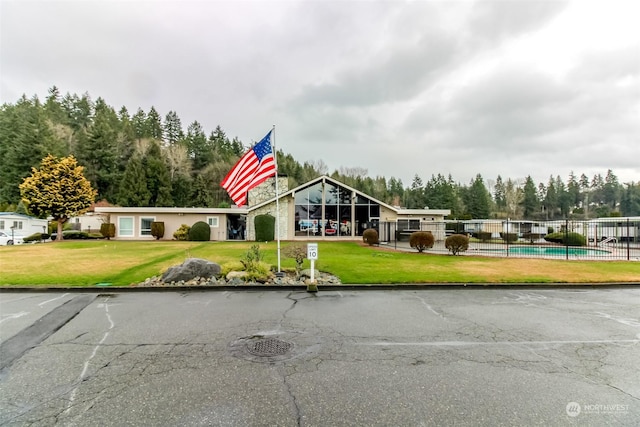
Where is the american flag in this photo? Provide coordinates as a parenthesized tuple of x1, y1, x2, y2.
(221, 130, 276, 207)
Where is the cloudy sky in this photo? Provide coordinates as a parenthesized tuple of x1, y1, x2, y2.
(1, 0, 639, 188)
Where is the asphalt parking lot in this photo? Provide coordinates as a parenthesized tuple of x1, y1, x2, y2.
(1, 288, 639, 426)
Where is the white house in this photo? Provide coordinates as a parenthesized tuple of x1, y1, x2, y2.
(0, 212, 48, 236)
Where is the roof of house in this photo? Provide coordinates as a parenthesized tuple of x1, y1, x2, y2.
(0, 212, 45, 220)
(94, 175, 451, 217)
(249, 175, 451, 216)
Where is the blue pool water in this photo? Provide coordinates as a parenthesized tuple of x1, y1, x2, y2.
(504, 246, 610, 256)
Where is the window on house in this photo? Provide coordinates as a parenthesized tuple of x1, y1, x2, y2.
(397, 219, 420, 231)
(0, 220, 4, 230)
(118, 217, 134, 237)
(207, 217, 219, 227)
(12, 221, 23, 230)
(140, 217, 155, 236)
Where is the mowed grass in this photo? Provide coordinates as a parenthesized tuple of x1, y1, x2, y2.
(0, 240, 639, 287)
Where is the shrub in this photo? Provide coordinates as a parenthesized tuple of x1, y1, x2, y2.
(445, 234, 469, 255)
(173, 224, 190, 241)
(409, 231, 434, 253)
(476, 231, 492, 242)
(221, 261, 245, 277)
(565, 232, 587, 246)
(51, 230, 91, 240)
(362, 228, 379, 246)
(522, 233, 544, 244)
(255, 214, 275, 242)
(244, 261, 272, 283)
(283, 243, 307, 275)
(544, 231, 587, 246)
(239, 244, 272, 282)
(544, 232, 586, 246)
(100, 223, 115, 240)
(500, 232, 518, 243)
(151, 221, 165, 240)
(23, 232, 50, 243)
(188, 221, 210, 241)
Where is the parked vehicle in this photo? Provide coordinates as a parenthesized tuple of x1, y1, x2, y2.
(0, 231, 25, 245)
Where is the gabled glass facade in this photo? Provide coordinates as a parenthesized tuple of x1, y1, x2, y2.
(294, 178, 380, 237)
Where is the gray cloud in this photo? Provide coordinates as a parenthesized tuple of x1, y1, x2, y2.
(1, 0, 638, 188)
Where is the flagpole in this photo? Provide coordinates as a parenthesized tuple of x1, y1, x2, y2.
(272, 124, 282, 274)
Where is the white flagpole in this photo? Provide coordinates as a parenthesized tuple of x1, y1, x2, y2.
(272, 124, 282, 274)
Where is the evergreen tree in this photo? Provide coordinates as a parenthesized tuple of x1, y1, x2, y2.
(117, 155, 150, 206)
(131, 108, 147, 140)
(406, 174, 425, 209)
(567, 171, 581, 208)
(543, 176, 558, 219)
(19, 155, 96, 239)
(77, 98, 120, 202)
(521, 176, 539, 218)
(144, 141, 172, 206)
(185, 121, 211, 172)
(620, 182, 640, 216)
(603, 169, 620, 209)
(494, 175, 506, 211)
(44, 86, 68, 124)
(0, 97, 50, 203)
(191, 173, 214, 207)
(556, 175, 571, 218)
(145, 106, 163, 141)
(163, 111, 184, 145)
(463, 174, 491, 219)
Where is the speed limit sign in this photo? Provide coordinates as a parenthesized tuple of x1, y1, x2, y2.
(307, 243, 318, 260)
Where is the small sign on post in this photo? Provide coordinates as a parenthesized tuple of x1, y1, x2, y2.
(306, 243, 318, 292)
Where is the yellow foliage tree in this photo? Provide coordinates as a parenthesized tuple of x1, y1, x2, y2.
(19, 155, 97, 241)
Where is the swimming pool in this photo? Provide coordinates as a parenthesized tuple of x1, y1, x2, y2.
(503, 246, 611, 256)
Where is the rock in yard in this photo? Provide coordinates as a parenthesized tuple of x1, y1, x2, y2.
(161, 258, 221, 283)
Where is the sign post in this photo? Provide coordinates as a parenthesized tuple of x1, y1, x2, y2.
(307, 243, 318, 292)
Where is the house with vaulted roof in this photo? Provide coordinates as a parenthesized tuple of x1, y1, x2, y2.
(94, 175, 451, 242)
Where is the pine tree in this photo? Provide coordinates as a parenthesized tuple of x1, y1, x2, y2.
(0, 97, 50, 203)
(464, 174, 491, 219)
(145, 106, 163, 141)
(19, 155, 96, 240)
(144, 142, 173, 206)
(163, 111, 184, 145)
(521, 176, 539, 218)
(117, 155, 150, 206)
(77, 98, 120, 202)
(494, 175, 506, 211)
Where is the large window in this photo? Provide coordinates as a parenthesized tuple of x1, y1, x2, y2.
(118, 217, 134, 237)
(140, 217, 155, 236)
(293, 179, 380, 237)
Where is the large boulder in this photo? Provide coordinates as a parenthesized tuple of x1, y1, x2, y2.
(161, 258, 221, 283)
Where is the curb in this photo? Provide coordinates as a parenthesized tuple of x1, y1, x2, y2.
(1, 282, 639, 293)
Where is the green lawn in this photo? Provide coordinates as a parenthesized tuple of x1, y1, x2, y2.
(0, 240, 639, 287)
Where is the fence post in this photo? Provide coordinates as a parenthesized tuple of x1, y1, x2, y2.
(565, 218, 569, 260)
(506, 218, 510, 257)
(627, 218, 631, 261)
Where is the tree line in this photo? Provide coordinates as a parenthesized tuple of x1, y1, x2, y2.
(1, 87, 639, 219)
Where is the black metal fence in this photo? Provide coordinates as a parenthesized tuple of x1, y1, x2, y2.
(377, 218, 640, 261)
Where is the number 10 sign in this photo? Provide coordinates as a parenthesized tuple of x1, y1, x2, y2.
(307, 243, 318, 260)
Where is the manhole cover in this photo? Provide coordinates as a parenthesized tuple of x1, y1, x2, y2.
(246, 338, 293, 356)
